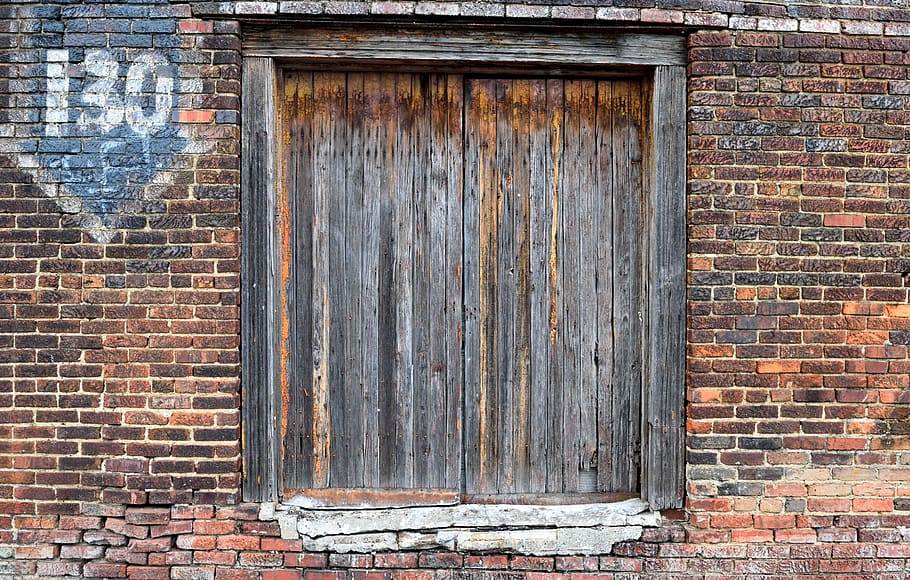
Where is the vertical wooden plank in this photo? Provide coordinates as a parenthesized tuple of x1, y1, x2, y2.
(377, 73, 398, 487)
(495, 78, 515, 494)
(281, 72, 301, 490)
(595, 80, 615, 493)
(344, 72, 366, 487)
(512, 78, 532, 494)
(444, 73, 464, 490)
(560, 79, 581, 493)
(575, 79, 599, 489)
(393, 73, 416, 487)
(324, 72, 348, 488)
(284, 72, 315, 490)
(361, 72, 382, 489)
(462, 78, 483, 494)
(412, 74, 432, 489)
(610, 79, 643, 493)
(528, 78, 551, 494)
(310, 72, 335, 488)
(477, 79, 500, 494)
(426, 74, 450, 488)
(545, 78, 565, 494)
(645, 66, 687, 510)
(241, 56, 279, 501)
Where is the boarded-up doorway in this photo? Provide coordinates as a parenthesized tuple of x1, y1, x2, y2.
(280, 71, 646, 496)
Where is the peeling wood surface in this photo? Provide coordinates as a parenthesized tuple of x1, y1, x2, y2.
(284, 488, 461, 509)
(243, 24, 687, 67)
(281, 72, 647, 496)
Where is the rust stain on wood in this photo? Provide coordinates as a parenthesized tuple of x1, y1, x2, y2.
(549, 110, 560, 344)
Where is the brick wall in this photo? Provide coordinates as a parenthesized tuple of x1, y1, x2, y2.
(3, 0, 910, 578)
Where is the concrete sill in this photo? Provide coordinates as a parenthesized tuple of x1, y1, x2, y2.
(260, 497, 661, 555)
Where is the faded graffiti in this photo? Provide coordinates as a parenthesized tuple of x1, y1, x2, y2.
(36, 48, 188, 241)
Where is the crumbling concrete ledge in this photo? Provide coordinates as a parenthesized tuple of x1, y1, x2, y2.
(260, 498, 661, 555)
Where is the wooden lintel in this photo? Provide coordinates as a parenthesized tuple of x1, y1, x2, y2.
(243, 24, 687, 67)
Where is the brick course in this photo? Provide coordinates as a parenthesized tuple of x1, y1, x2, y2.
(3, 0, 910, 577)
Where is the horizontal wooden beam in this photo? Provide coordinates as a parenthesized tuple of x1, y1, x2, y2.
(243, 24, 686, 66)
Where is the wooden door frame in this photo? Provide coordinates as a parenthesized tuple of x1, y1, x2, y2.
(240, 22, 687, 510)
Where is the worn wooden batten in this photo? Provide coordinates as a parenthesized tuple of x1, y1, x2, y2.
(241, 24, 686, 511)
(243, 24, 686, 67)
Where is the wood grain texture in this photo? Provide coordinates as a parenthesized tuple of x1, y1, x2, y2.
(241, 56, 280, 502)
(610, 80, 643, 493)
(279, 70, 660, 499)
(644, 66, 687, 510)
(244, 25, 687, 67)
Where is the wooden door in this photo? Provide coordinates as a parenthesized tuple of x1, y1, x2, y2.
(281, 71, 644, 495)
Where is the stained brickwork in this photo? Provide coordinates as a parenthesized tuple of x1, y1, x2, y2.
(3, 0, 910, 578)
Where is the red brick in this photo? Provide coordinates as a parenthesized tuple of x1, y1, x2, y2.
(84, 562, 128, 578)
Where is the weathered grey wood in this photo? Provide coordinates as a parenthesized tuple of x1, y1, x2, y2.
(595, 80, 615, 493)
(425, 75, 448, 488)
(377, 73, 398, 488)
(321, 72, 348, 488)
(462, 78, 482, 495)
(284, 72, 312, 490)
(560, 79, 581, 493)
(361, 72, 382, 489)
(310, 72, 335, 489)
(544, 78, 565, 494)
(495, 79, 515, 494)
(344, 73, 366, 487)
(644, 66, 687, 510)
(393, 74, 416, 488)
(477, 78, 499, 494)
(575, 79, 599, 489)
(413, 73, 432, 489)
(527, 79, 551, 494)
(244, 25, 687, 67)
(241, 56, 280, 502)
(512, 78, 532, 494)
(610, 80, 643, 493)
(443, 74, 464, 490)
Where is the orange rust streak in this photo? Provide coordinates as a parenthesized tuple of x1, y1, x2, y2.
(278, 78, 295, 448)
(549, 108, 560, 344)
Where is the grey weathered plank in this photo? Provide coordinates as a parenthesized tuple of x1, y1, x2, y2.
(512, 78, 532, 494)
(575, 79, 599, 488)
(645, 66, 687, 510)
(495, 78, 516, 494)
(610, 79, 643, 493)
(413, 74, 432, 489)
(560, 79, 581, 493)
(476, 78, 499, 494)
(545, 78, 565, 494)
(344, 72, 366, 487)
(323, 72, 349, 488)
(527, 78, 551, 494)
(425, 74, 448, 488)
(244, 26, 688, 67)
(309, 72, 335, 489)
(443, 74, 464, 490)
(462, 78, 482, 495)
(377, 74, 398, 488)
(284, 72, 314, 490)
(393, 73, 416, 488)
(360, 72, 382, 489)
(595, 80, 615, 493)
(241, 56, 280, 502)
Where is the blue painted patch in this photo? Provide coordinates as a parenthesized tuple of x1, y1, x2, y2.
(39, 48, 188, 229)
